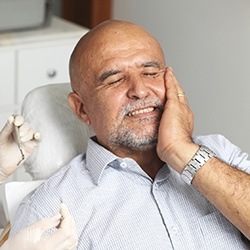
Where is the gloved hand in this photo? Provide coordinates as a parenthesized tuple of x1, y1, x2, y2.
(0, 115, 41, 183)
(1, 203, 78, 250)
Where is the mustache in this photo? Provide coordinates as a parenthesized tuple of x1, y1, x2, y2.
(120, 98, 164, 116)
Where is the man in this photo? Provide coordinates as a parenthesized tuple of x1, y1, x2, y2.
(10, 20, 250, 249)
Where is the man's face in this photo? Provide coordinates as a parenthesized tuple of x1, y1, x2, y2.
(77, 27, 166, 154)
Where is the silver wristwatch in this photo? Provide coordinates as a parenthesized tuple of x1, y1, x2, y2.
(180, 145, 215, 185)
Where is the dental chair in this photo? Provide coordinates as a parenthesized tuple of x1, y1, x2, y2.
(0, 83, 94, 245)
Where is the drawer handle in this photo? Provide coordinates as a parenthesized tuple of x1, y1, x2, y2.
(47, 68, 57, 78)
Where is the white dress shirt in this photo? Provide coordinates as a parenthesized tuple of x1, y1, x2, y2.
(11, 134, 250, 249)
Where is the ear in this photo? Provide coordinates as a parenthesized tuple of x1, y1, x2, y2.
(68, 92, 91, 125)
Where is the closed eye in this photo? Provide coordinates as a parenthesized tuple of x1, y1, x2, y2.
(143, 72, 159, 76)
(108, 78, 124, 85)
(142, 71, 164, 78)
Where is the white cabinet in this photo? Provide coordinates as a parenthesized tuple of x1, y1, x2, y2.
(0, 17, 88, 127)
(17, 42, 74, 103)
(0, 17, 88, 129)
(0, 17, 89, 180)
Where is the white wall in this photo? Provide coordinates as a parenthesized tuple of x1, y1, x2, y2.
(112, 0, 250, 153)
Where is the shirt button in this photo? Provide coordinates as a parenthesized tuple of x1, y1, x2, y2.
(171, 226, 179, 235)
(120, 162, 127, 168)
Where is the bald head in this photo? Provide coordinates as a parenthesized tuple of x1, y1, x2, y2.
(68, 20, 167, 153)
(69, 20, 165, 92)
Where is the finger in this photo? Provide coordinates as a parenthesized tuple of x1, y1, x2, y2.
(22, 134, 41, 156)
(34, 132, 42, 141)
(18, 121, 41, 143)
(168, 68, 185, 95)
(20, 127, 37, 143)
(58, 203, 78, 243)
(165, 67, 188, 105)
(59, 203, 76, 230)
(177, 92, 189, 105)
(19, 214, 62, 246)
(12, 116, 26, 146)
(13, 115, 24, 127)
(164, 67, 179, 101)
(41, 204, 78, 249)
(18, 122, 30, 138)
(28, 214, 62, 234)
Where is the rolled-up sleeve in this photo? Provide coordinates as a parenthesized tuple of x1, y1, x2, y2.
(194, 134, 250, 173)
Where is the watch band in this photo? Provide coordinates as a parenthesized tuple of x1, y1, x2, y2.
(180, 145, 215, 185)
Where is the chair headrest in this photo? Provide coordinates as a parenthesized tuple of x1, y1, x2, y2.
(21, 83, 94, 180)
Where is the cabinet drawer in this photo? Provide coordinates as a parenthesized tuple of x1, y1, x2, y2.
(0, 51, 15, 106)
(17, 44, 74, 103)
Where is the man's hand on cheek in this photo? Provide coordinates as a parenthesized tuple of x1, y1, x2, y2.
(156, 67, 199, 173)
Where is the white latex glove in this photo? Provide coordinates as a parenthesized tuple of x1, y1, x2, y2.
(1, 203, 78, 250)
(0, 115, 40, 183)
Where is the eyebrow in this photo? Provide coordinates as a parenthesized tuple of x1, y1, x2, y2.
(98, 69, 121, 83)
(141, 61, 162, 69)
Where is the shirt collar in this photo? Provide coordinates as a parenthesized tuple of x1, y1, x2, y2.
(85, 137, 171, 185)
(86, 137, 118, 185)
(155, 165, 171, 183)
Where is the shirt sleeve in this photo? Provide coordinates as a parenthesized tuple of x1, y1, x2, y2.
(10, 194, 44, 236)
(193, 134, 250, 174)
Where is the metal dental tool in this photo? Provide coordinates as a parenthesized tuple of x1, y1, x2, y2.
(14, 125, 25, 166)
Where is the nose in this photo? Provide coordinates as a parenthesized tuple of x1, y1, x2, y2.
(127, 75, 149, 100)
